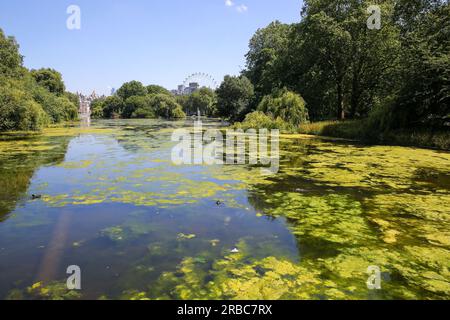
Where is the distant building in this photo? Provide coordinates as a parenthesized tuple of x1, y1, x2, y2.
(173, 82, 200, 95)
(77, 91, 100, 116)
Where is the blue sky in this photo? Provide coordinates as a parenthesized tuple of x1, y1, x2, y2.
(0, 0, 302, 95)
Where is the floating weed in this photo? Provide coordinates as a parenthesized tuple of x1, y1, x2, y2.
(7, 281, 82, 300)
(263, 192, 374, 245)
(177, 233, 197, 240)
(57, 160, 93, 169)
(101, 226, 126, 242)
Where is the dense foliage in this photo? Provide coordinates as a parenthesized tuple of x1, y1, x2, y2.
(257, 89, 309, 126)
(183, 87, 217, 116)
(92, 82, 186, 120)
(0, 29, 78, 131)
(240, 0, 449, 135)
(216, 75, 254, 121)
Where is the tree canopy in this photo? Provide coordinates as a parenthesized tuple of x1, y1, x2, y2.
(116, 81, 147, 100)
(31, 68, 66, 96)
(241, 0, 449, 130)
(0, 28, 78, 131)
(216, 75, 254, 121)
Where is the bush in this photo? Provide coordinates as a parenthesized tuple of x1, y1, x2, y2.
(258, 89, 309, 126)
(233, 111, 292, 131)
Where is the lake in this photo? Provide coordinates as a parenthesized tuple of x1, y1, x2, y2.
(0, 119, 449, 300)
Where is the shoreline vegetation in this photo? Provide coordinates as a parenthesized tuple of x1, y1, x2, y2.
(297, 120, 450, 151)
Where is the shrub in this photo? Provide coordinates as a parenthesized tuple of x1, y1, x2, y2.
(233, 111, 292, 131)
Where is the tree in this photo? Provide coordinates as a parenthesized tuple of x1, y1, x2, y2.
(124, 95, 154, 118)
(90, 98, 106, 119)
(149, 94, 185, 119)
(65, 91, 79, 108)
(185, 87, 217, 116)
(146, 85, 171, 96)
(244, 21, 292, 101)
(31, 85, 78, 123)
(216, 75, 254, 121)
(257, 89, 309, 126)
(0, 28, 78, 132)
(0, 29, 23, 79)
(0, 79, 48, 131)
(116, 81, 147, 100)
(103, 96, 124, 119)
(390, 2, 450, 128)
(31, 68, 66, 95)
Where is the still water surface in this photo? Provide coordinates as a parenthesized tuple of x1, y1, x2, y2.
(0, 119, 449, 299)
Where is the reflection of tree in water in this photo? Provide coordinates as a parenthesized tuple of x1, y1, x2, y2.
(0, 135, 71, 220)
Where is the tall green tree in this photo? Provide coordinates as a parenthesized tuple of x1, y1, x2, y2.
(103, 96, 124, 119)
(31, 68, 66, 96)
(216, 75, 254, 121)
(149, 94, 185, 119)
(146, 85, 171, 96)
(390, 1, 450, 128)
(0, 29, 23, 79)
(124, 95, 154, 118)
(116, 81, 147, 100)
(244, 21, 292, 101)
(185, 87, 217, 116)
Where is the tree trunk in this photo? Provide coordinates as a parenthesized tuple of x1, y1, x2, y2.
(337, 81, 345, 120)
(349, 88, 359, 119)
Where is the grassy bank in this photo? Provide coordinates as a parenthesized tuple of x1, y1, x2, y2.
(298, 120, 450, 151)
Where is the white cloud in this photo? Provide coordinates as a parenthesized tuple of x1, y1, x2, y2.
(236, 4, 248, 13)
(225, 0, 234, 7)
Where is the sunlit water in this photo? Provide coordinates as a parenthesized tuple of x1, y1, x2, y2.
(0, 119, 449, 300)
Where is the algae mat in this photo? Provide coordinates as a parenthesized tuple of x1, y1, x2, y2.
(0, 119, 449, 300)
